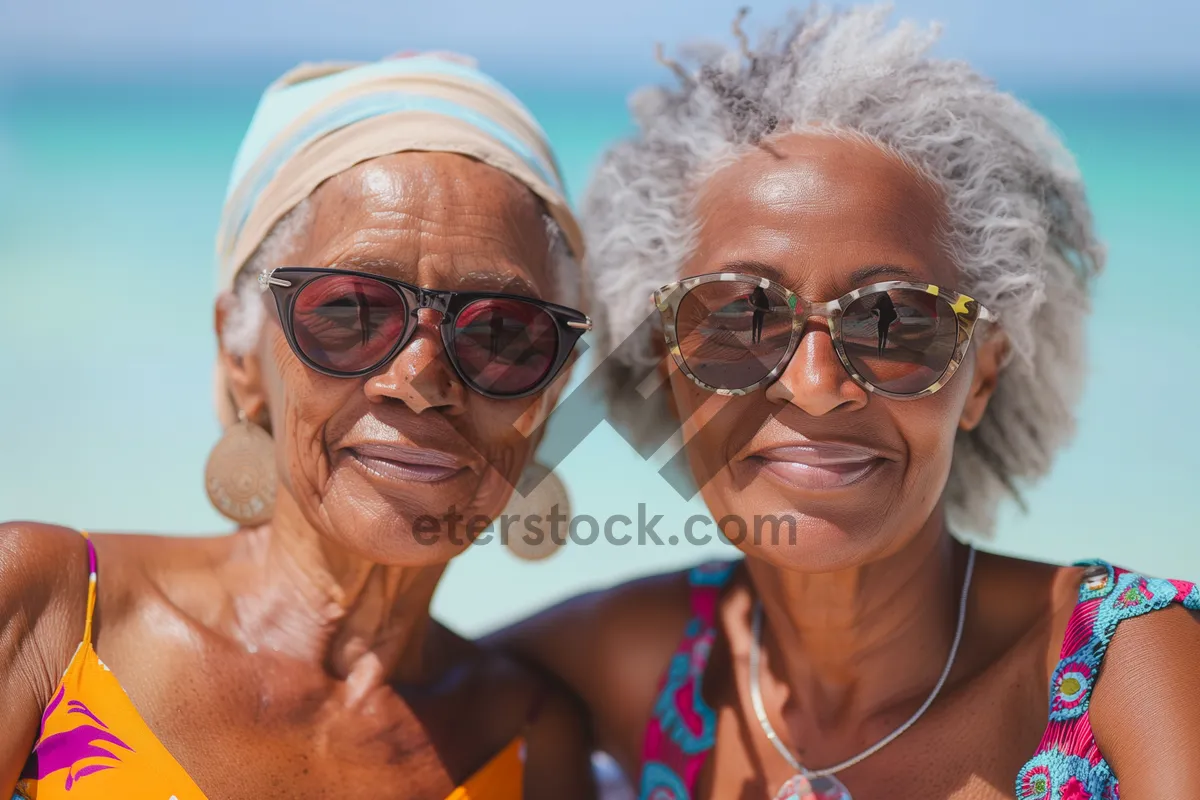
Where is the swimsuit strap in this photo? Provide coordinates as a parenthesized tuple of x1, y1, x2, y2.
(638, 560, 739, 800)
(1046, 562, 1198, 722)
(79, 531, 98, 647)
(1015, 562, 1200, 799)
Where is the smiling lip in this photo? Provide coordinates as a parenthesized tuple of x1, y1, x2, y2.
(748, 443, 885, 491)
(346, 443, 468, 484)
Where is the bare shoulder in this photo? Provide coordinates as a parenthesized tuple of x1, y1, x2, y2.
(430, 630, 593, 798)
(87, 528, 233, 571)
(0, 520, 88, 568)
(494, 567, 696, 674)
(1094, 601, 1200, 696)
(451, 638, 597, 800)
(486, 567, 699, 766)
(0, 521, 92, 699)
(1088, 583, 1200, 793)
(972, 549, 1084, 615)
(84, 531, 236, 624)
(962, 550, 1085, 672)
(1018, 559, 1200, 794)
(0, 521, 91, 623)
(436, 626, 577, 730)
(0, 523, 225, 649)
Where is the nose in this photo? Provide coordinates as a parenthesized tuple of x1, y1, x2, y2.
(363, 310, 468, 414)
(764, 320, 868, 415)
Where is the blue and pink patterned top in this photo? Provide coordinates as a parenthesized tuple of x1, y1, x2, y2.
(637, 559, 1200, 800)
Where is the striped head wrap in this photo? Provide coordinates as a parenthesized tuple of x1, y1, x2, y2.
(213, 52, 584, 426)
(215, 51, 583, 293)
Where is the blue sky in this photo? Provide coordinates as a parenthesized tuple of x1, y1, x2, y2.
(1, 0, 1198, 88)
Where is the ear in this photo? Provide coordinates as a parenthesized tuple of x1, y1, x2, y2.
(214, 292, 269, 425)
(959, 328, 1010, 432)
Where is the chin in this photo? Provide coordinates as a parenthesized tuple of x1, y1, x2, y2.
(323, 510, 478, 567)
(741, 533, 879, 573)
(702, 483, 895, 573)
(319, 478, 493, 567)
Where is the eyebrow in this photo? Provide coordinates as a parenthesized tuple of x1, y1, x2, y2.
(327, 257, 407, 277)
(719, 260, 789, 283)
(325, 259, 540, 297)
(849, 263, 922, 283)
(720, 260, 922, 286)
(456, 270, 540, 298)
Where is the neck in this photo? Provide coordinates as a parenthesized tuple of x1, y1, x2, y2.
(745, 515, 969, 729)
(223, 491, 447, 686)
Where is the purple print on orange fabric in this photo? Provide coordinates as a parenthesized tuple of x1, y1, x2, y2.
(21, 686, 134, 790)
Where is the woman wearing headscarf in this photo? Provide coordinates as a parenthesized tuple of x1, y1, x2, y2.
(1, 52, 595, 800)
(498, 7, 1200, 799)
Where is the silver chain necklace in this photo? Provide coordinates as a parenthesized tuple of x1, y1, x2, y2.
(748, 546, 976, 800)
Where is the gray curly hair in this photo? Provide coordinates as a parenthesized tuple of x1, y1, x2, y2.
(584, 4, 1104, 534)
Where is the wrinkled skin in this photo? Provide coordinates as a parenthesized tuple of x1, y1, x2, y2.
(0, 153, 594, 800)
(242, 152, 567, 568)
(497, 133, 1200, 799)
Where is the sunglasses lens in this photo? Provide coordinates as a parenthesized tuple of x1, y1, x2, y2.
(841, 289, 959, 394)
(291, 274, 409, 374)
(675, 280, 794, 391)
(453, 298, 559, 395)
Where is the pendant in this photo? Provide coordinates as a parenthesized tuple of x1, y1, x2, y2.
(772, 773, 852, 800)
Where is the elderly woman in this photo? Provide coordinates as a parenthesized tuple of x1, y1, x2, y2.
(1, 54, 595, 799)
(499, 8, 1200, 800)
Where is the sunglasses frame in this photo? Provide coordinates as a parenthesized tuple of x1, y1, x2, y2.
(260, 267, 592, 399)
(651, 272, 997, 400)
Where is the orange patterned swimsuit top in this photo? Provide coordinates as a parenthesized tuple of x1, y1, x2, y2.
(13, 532, 526, 800)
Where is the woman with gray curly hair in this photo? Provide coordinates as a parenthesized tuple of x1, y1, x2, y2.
(500, 6, 1200, 799)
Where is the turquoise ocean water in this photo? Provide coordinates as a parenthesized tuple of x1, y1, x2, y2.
(0, 79, 1197, 636)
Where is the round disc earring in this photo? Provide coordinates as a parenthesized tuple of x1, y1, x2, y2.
(501, 462, 570, 561)
(204, 410, 277, 526)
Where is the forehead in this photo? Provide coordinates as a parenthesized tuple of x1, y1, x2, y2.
(297, 152, 552, 295)
(690, 132, 956, 291)
(317, 151, 541, 211)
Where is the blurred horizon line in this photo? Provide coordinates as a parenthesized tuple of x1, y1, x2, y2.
(3, 56, 1200, 96)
